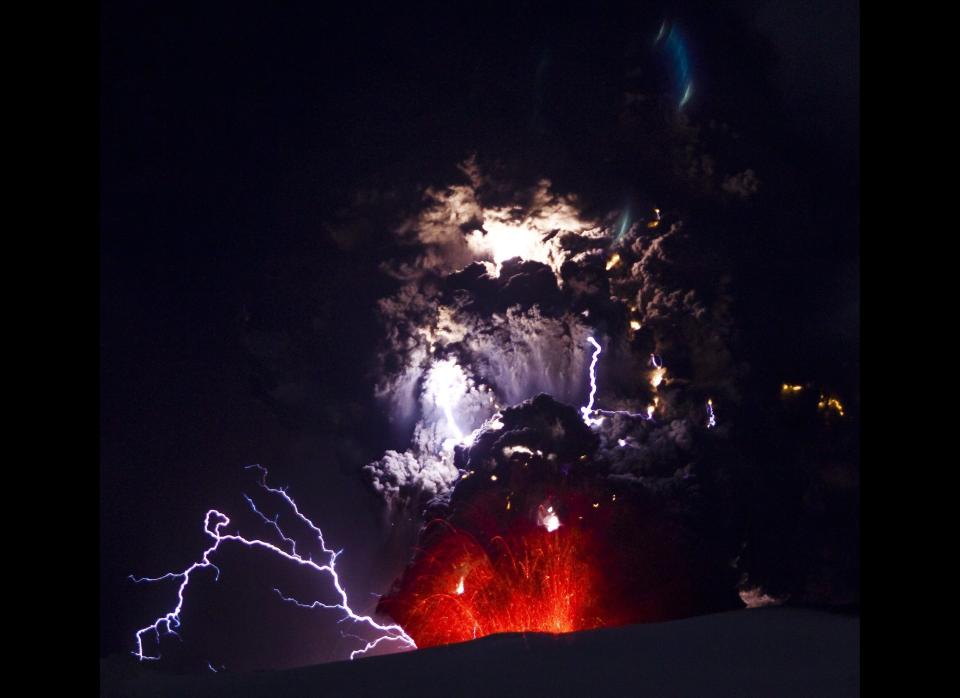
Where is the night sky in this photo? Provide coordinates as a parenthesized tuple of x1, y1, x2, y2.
(100, 0, 859, 672)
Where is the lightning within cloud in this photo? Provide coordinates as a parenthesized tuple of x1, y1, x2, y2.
(579, 336, 604, 426)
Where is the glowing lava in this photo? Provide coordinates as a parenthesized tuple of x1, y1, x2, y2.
(378, 521, 602, 648)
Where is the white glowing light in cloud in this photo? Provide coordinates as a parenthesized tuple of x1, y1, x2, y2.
(465, 219, 555, 277)
(425, 357, 469, 445)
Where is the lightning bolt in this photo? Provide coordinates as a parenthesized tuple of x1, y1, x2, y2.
(129, 465, 416, 663)
(595, 408, 655, 421)
(581, 337, 659, 426)
(706, 399, 717, 429)
(580, 336, 604, 426)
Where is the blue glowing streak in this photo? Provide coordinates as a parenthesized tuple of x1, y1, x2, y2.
(656, 22, 694, 110)
(614, 207, 631, 244)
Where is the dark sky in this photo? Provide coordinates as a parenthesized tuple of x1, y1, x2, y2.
(100, 0, 858, 670)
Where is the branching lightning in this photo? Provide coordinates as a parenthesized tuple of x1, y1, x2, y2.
(130, 465, 417, 663)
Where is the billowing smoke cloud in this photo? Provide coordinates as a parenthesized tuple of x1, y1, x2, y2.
(363, 159, 741, 513)
(349, 146, 861, 646)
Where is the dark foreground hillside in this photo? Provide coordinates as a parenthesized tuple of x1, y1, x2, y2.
(101, 607, 859, 697)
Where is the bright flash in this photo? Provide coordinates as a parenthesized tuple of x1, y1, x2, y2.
(455, 577, 465, 595)
(629, 320, 642, 331)
(650, 366, 666, 388)
(538, 503, 561, 533)
(605, 253, 622, 271)
(426, 358, 469, 444)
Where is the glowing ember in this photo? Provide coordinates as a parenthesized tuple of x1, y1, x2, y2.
(781, 383, 803, 394)
(605, 253, 622, 271)
(647, 208, 661, 228)
(818, 394, 845, 417)
(538, 503, 561, 533)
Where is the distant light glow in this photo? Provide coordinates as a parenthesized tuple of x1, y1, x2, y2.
(740, 587, 783, 609)
(647, 208, 661, 229)
(818, 395, 845, 417)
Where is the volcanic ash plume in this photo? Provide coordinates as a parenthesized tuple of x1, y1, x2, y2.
(363, 160, 744, 642)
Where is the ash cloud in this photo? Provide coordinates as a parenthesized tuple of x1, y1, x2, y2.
(362, 160, 742, 538)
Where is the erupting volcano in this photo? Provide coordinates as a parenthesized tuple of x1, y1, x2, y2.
(115, 6, 859, 672)
(380, 521, 601, 647)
